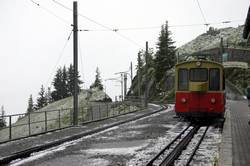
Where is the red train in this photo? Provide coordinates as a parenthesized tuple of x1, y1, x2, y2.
(175, 60, 225, 118)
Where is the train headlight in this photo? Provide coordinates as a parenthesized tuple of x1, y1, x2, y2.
(210, 98, 216, 104)
(181, 98, 187, 103)
(196, 61, 201, 67)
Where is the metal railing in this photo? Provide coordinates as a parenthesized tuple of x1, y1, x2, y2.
(0, 99, 143, 144)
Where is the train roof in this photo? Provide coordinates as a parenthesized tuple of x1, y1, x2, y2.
(175, 60, 223, 68)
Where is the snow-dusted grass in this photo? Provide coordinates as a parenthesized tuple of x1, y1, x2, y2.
(0, 89, 113, 142)
(0, 88, 142, 142)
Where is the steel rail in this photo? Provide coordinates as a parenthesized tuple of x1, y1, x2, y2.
(159, 125, 201, 166)
(185, 126, 209, 166)
(146, 123, 192, 166)
(0, 106, 166, 165)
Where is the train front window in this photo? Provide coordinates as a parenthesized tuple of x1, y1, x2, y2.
(209, 68, 220, 90)
(178, 69, 188, 90)
(189, 68, 208, 82)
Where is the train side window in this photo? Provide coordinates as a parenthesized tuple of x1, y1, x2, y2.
(209, 68, 220, 91)
(178, 69, 188, 90)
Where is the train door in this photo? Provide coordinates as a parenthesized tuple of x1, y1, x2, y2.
(189, 68, 208, 112)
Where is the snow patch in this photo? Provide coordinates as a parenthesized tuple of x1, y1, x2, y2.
(84, 145, 147, 156)
(9, 125, 120, 165)
(10, 145, 66, 166)
(127, 122, 189, 166)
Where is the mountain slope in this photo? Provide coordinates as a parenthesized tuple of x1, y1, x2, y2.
(177, 25, 246, 56)
(0, 88, 111, 142)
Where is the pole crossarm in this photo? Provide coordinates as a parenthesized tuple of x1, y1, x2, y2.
(223, 61, 248, 69)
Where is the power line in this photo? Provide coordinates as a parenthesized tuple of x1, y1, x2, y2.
(52, 0, 113, 31)
(52, 0, 144, 48)
(46, 30, 73, 88)
(77, 19, 244, 32)
(195, 0, 208, 26)
(30, 0, 72, 26)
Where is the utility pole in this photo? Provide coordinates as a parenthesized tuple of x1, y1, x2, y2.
(144, 41, 149, 107)
(130, 62, 133, 85)
(137, 53, 141, 97)
(124, 73, 127, 99)
(121, 73, 123, 101)
(73, 1, 78, 126)
(219, 37, 224, 63)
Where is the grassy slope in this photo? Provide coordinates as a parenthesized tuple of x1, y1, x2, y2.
(0, 88, 110, 142)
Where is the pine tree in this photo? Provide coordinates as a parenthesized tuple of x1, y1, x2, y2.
(90, 67, 104, 90)
(36, 85, 47, 109)
(51, 65, 82, 101)
(136, 50, 144, 71)
(67, 64, 74, 96)
(45, 87, 53, 104)
(52, 67, 63, 101)
(67, 64, 82, 96)
(61, 66, 68, 98)
(27, 94, 34, 113)
(0, 106, 6, 128)
(154, 21, 176, 82)
(137, 48, 155, 70)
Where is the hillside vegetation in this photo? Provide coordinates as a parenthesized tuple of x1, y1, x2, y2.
(128, 24, 250, 100)
(0, 88, 111, 142)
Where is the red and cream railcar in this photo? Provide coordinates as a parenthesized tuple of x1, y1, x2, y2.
(175, 60, 225, 118)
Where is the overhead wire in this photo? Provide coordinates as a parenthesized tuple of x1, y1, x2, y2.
(30, 0, 72, 26)
(52, 0, 144, 48)
(195, 0, 208, 26)
(77, 19, 244, 32)
(45, 30, 73, 88)
(52, 0, 113, 31)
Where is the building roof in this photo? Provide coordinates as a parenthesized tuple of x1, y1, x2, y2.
(243, 6, 250, 39)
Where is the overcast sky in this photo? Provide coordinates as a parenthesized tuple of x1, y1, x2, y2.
(0, 0, 249, 115)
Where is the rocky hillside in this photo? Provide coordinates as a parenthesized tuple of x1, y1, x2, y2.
(178, 25, 247, 56)
(129, 25, 250, 101)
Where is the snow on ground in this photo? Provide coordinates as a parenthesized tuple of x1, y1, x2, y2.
(127, 106, 173, 124)
(83, 141, 149, 156)
(191, 126, 221, 166)
(8, 125, 120, 166)
(148, 103, 162, 108)
(174, 126, 221, 166)
(127, 122, 189, 166)
(10, 145, 67, 166)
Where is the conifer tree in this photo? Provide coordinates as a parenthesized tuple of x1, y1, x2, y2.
(136, 50, 144, 71)
(27, 94, 34, 113)
(67, 64, 74, 96)
(67, 64, 82, 95)
(52, 67, 63, 101)
(90, 67, 104, 90)
(154, 21, 176, 82)
(36, 85, 47, 109)
(51, 65, 82, 101)
(61, 66, 68, 98)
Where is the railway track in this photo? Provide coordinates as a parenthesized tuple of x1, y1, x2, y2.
(0, 105, 167, 165)
(146, 124, 209, 166)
